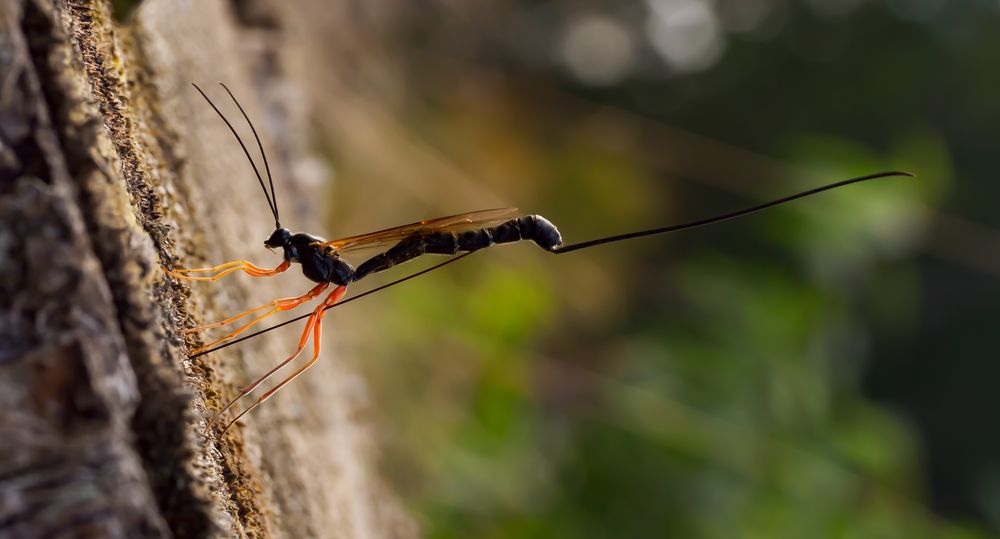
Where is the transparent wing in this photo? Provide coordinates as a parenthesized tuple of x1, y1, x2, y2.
(316, 208, 520, 253)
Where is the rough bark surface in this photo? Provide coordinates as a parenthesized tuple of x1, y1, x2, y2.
(0, 1, 417, 537)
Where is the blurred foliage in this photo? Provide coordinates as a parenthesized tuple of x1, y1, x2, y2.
(310, 0, 998, 537)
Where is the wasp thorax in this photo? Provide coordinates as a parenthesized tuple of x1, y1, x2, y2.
(327, 253, 356, 285)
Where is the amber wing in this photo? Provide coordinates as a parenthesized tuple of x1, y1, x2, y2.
(316, 208, 520, 253)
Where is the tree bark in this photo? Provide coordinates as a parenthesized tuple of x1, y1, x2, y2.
(0, 1, 416, 537)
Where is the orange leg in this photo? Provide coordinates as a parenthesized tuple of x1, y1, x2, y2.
(165, 259, 290, 282)
(215, 301, 323, 419)
(189, 282, 329, 354)
(221, 285, 348, 432)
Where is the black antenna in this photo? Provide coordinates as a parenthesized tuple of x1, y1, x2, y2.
(192, 82, 281, 227)
(188, 252, 476, 358)
(552, 171, 914, 254)
(218, 82, 280, 228)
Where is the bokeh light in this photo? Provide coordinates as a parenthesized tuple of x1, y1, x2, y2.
(560, 14, 637, 86)
(646, 0, 726, 72)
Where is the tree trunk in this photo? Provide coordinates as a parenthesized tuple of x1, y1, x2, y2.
(0, 1, 416, 537)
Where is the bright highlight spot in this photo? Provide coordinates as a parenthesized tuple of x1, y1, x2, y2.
(560, 14, 637, 86)
(646, 0, 725, 73)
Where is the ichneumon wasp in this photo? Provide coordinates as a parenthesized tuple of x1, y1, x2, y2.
(165, 83, 914, 432)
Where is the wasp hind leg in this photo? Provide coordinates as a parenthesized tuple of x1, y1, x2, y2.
(220, 285, 348, 432)
(187, 282, 330, 355)
(165, 259, 291, 282)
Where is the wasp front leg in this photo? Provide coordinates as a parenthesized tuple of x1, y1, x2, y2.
(164, 259, 291, 282)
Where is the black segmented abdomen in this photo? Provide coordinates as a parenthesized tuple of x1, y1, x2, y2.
(351, 215, 563, 282)
(513, 215, 563, 251)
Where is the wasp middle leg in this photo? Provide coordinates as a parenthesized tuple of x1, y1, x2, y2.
(189, 282, 329, 354)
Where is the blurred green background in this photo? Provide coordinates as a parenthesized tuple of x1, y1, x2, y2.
(304, 1, 997, 537)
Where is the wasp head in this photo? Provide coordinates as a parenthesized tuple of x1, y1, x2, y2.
(265, 227, 292, 252)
